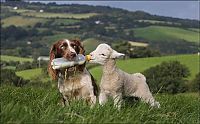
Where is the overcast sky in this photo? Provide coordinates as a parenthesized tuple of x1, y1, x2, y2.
(31, 1, 199, 20)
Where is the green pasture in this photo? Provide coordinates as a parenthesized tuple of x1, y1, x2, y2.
(51, 18, 81, 25)
(89, 54, 199, 83)
(83, 38, 105, 54)
(16, 68, 42, 80)
(1, 16, 47, 27)
(42, 33, 81, 45)
(21, 12, 98, 19)
(136, 20, 181, 25)
(1, 16, 46, 27)
(0, 86, 199, 123)
(134, 26, 199, 43)
(1, 55, 33, 63)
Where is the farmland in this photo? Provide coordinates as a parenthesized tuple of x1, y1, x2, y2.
(134, 26, 199, 43)
(1, 55, 33, 63)
(21, 12, 98, 19)
(1, 16, 47, 27)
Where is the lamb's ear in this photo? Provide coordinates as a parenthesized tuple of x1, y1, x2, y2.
(110, 50, 125, 59)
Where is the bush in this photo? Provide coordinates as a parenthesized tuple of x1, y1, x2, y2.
(143, 61, 190, 94)
(1, 69, 29, 87)
(189, 72, 200, 92)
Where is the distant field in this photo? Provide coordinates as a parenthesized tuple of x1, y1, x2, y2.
(16, 68, 42, 80)
(52, 18, 80, 25)
(1, 16, 47, 27)
(136, 20, 181, 26)
(1, 55, 33, 63)
(134, 26, 199, 43)
(89, 54, 199, 83)
(10, 8, 36, 13)
(21, 12, 98, 19)
(128, 41, 148, 47)
(83, 38, 105, 54)
(42, 33, 81, 45)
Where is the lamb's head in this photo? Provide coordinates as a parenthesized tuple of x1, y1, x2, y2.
(89, 43, 125, 65)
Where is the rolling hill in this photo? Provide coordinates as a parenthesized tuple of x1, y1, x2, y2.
(133, 26, 199, 43)
(1, 2, 199, 57)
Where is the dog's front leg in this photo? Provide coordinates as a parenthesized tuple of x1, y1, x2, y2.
(99, 91, 108, 106)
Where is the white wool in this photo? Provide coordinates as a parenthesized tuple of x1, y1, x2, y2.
(89, 43, 160, 108)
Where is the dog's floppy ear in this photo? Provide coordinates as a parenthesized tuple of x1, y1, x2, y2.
(48, 43, 58, 80)
(110, 50, 125, 59)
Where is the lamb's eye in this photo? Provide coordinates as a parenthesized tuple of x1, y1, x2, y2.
(100, 53, 106, 56)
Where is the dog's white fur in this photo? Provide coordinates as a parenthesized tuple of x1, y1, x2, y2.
(89, 44, 160, 108)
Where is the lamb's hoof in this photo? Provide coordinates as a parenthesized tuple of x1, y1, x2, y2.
(151, 101, 160, 108)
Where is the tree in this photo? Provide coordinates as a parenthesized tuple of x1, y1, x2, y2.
(189, 72, 200, 92)
(143, 61, 190, 94)
(1, 69, 29, 87)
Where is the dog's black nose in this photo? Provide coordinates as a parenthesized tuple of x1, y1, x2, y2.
(70, 52, 76, 58)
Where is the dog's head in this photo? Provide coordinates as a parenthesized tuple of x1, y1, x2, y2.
(48, 39, 85, 80)
(89, 43, 125, 65)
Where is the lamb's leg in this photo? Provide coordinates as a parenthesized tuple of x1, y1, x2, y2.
(99, 91, 108, 105)
(134, 90, 160, 108)
(132, 84, 160, 108)
(88, 95, 96, 108)
(113, 93, 122, 109)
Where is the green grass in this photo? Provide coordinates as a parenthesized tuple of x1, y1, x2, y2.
(0, 86, 199, 123)
(21, 12, 98, 19)
(89, 54, 199, 83)
(134, 26, 199, 43)
(1, 55, 33, 63)
(1, 16, 47, 27)
(83, 38, 105, 54)
(42, 33, 81, 45)
(136, 20, 181, 26)
(51, 18, 80, 25)
(16, 68, 42, 80)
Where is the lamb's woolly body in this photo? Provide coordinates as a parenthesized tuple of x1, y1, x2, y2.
(101, 59, 156, 104)
(90, 43, 160, 108)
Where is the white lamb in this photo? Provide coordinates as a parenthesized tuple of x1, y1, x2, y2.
(89, 44, 160, 108)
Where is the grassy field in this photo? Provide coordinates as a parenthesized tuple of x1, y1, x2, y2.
(42, 33, 81, 45)
(51, 18, 80, 26)
(83, 38, 105, 54)
(90, 54, 199, 83)
(16, 68, 42, 80)
(136, 20, 181, 26)
(1, 16, 47, 27)
(21, 12, 98, 19)
(0, 86, 199, 123)
(1, 55, 33, 63)
(134, 26, 199, 43)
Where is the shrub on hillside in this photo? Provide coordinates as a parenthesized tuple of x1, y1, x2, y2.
(189, 72, 200, 92)
(143, 61, 190, 94)
(1, 69, 29, 87)
(112, 41, 161, 58)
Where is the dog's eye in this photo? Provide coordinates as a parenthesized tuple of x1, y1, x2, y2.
(100, 53, 106, 56)
(72, 45, 76, 48)
(61, 46, 66, 49)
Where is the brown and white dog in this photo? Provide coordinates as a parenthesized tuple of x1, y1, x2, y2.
(48, 39, 98, 106)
